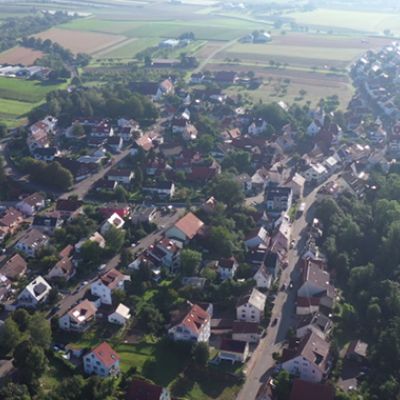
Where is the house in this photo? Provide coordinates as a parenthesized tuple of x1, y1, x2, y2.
(297, 262, 331, 298)
(253, 264, 273, 289)
(108, 303, 131, 325)
(58, 300, 97, 332)
(55, 199, 83, 220)
(248, 119, 267, 136)
(83, 342, 120, 377)
(214, 71, 237, 85)
(107, 136, 123, 153)
(303, 163, 328, 184)
(217, 256, 239, 280)
(166, 212, 204, 243)
(232, 321, 262, 343)
(0, 253, 28, 280)
(244, 227, 269, 249)
(271, 217, 291, 253)
(265, 186, 292, 216)
(307, 120, 322, 136)
(27, 129, 50, 152)
(99, 203, 131, 219)
(236, 288, 267, 323)
(91, 268, 129, 305)
(32, 215, 62, 234)
(0, 207, 24, 239)
(76, 231, 106, 252)
(190, 72, 205, 84)
(218, 339, 249, 363)
(296, 312, 332, 340)
(17, 276, 51, 307)
(0, 274, 11, 301)
(168, 303, 211, 343)
(15, 229, 49, 257)
(323, 156, 339, 174)
(126, 378, 171, 400)
(91, 121, 114, 138)
(33, 147, 59, 161)
(146, 238, 181, 272)
(235, 173, 253, 194)
(100, 212, 125, 235)
(286, 173, 306, 198)
(289, 379, 334, 400)
(345, 340, 368, 363)
(281, 331, 331, 382)
(17, 192, 45, 216)
(143, 181, 175, 199)
(47, 257, 75, 281)
(107, 169, 134, 184)
(156, 79, 174, 100)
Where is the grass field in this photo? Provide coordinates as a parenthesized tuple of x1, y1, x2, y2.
(286, 9, 400, 35)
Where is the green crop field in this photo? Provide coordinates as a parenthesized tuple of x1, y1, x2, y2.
(96, 38, 159, 59)
(0, 77, 66, 103)
(287, 9, 400, 34)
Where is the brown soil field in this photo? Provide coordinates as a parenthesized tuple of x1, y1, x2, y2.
(33, 28, 126, 55)
(0, 47, 44, 65)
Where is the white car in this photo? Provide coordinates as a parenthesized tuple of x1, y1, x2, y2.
(98, 264, 107, 272)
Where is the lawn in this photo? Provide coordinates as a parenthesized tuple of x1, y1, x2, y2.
(0, 77, 67, 103)
(286, 9, 400, 35)
(97, 38, 159, 59)
(0, 97, 35, 118)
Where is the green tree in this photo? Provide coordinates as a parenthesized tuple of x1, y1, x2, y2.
(0, 383, 31, 400)
(12, 309, 31, 332)
(28, 313, 52, 349)
(104, 226, 126, 253)
(0, 122, 7, 138)
(136, 303, 165, 335)
(274, 369, 292, 400)
(211, 175, 245, 208)
(180, 249, 202, 276)
(192, 342, 209, 367)
(0, 317, 22, 354)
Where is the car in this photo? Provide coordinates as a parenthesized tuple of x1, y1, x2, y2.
(290, 239, 296, 249)
(289, 282, 294, 289)
(271, 318, 278, 327)
(98, 264, 107, 272)
(281, 284, 286, 291)
(131, 242, 137, 248)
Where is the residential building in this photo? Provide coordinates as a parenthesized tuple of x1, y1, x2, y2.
(168, 303, 211, 343)
(47, 257, 75, 281)
(232, 321, 262, 343)
(265, 186, 292, 216)
(166, 212, 204, 243)
(107, 169, 134, 184)
(55, 200, 83, 222)
(296, 312, 332, 340)
(286, 173, 306, 198)
(345, 340, 368, 363)
(91, 268, 129, 305)
(0, 207, 24, 239)
(0, 273, 11, 301)
(100, 212, 125, 235)
(32, 215, 62, 234)
(17, 276, 51, 307)
(146, 238, 182, 272)
(253, 264, 273, 289)
(217, 256, 239, 280)
(17, 192, 45, 216)
(107, 136, 123, 152)
(297, 261, 331, 298)
(143, 181, 175, 199)
(108, 303, 131, 325)
(236, 288, 267, 323)
(248, 119, 267, 136)
(59, 300, 97, 332)
(75, 231, 106, 252)
(303, 163, 328, 184)
(99, 203, 131, 219)
(126, 378, 171, 400)
(0, 253, 28, 280)
(281, 331, 331, 382)
(289, 379, 334, 400)
(218, 339, 249, 363)
(83, 342, 120, 377)
(244, 227, 269, 249)
(15, 228, 49, 257)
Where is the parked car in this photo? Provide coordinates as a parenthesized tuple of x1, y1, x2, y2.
(271, 318, 278, 327)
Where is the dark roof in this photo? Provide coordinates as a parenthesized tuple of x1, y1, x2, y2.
(32, 215, 59, 228)
(220, 338, 247, 353)
(33, 147, 58, 156)
(232, 320, 260, 335)
(289, 379, 334, 400)
(56, 199, 82, 212)
(265, 186, 292, 200)
(126, 378, 164, 400)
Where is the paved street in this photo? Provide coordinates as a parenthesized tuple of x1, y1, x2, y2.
(236, 179, 331, 400)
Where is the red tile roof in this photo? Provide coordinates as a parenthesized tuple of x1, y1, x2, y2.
(289, 379, 334, 400)
(173, 212, 204, 239)
(100, 268, 125, 289)
(126, 378, 164, 400)
(91, 342, 120, 368)
(0, 253, 27, 280)
(179, 304, 210, 335)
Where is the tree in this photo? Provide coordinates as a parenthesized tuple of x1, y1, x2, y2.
(192, 342, 209, 367)
(208, 226, 234, 258)
(12, 309, 31, 332)
(180, 249, 202, 276)
(211, 175, 245, 208)
(0, 122, 7, 138)
(28, 313, 52, 349)
(136, 303, 165, 334)
(0, 317, 22, 354)
(274, 370, 292, 400)
(104, 226, 126, 253)
(80, 240, 103, 267)
(13, 341, 48, 385)
(0, 383, 31, 400)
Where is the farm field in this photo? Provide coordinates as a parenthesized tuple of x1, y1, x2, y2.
(33, 27, 126, 54)
(286, 9, 400, 34)
(0, 46, 44, 65)
(0, 98, 34, 125)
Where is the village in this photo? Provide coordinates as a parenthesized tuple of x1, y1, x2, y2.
(1, 39, 400, 400)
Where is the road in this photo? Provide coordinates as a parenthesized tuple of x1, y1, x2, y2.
(236, 178, 332, 400)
